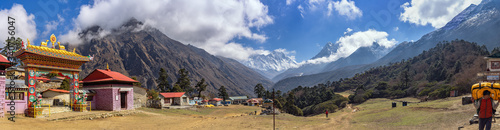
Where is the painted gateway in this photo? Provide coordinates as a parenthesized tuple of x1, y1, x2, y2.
(13, 34, 90, 117)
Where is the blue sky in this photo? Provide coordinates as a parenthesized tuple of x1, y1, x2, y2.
(0, 0, 482, 63)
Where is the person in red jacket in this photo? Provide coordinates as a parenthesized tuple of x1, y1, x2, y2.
(474, 90, 499, 130)
(325, 110, 328, 118)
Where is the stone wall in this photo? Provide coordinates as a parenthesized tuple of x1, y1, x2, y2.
(93, 88, 116, 111)
(36, 82, 62, 92)
(133, 86, 147, 108)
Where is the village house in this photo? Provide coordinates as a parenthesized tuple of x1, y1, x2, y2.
(209, 98, 223, 106)
(189, 97, 203, 105)
(159, 92, 189, 106)
(81, 68, 137, 111)
(479, 52, 500, 82)
(262, 99, 274, 108)
(247, 98, 263, 106)
(229, 96, 248, 104)
(3, 79, 28, 115)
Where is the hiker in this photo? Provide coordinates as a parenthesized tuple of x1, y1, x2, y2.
(326, 110, 329, 118)
(474, 90, 499, 130)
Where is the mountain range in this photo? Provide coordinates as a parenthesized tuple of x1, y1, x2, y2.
(272, 0, 500, 92)
(73, 19, 272, 97)
(242, 50, 298, 79)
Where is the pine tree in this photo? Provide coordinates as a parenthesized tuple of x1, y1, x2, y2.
(195, 78, 207, 98)
(176, 68, 192, 93)
(218, 86, 229, 101)
(1, 37, 24, 66)
(171, 84, 183, 92)
(254, 83, 265, 98)
(131, 76, 142, 86)
(156, 68, 170, 92)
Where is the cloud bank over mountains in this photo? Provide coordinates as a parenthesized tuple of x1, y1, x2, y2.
(58, 0, 273, 61)
(400, 0, 482, 28)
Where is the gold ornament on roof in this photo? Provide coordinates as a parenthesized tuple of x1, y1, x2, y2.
(50, 34, 56, 44)
(107, 63, 109, 70)
(27, 38, 30, 46)
(73, 48, 76, 53)
(41, 40, 48, 47)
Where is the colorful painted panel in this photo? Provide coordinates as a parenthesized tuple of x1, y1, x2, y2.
(27, 68, 36, 107)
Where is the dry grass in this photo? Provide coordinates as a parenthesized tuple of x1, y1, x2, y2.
(0, 97, 488, 130)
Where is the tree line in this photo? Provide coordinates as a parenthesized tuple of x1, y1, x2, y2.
(148, 68, 228, 101)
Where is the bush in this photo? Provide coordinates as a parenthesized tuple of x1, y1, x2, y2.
(288, 105, 303, 116)
(391, 90, 406, 98)
(418, 88, 432, 97)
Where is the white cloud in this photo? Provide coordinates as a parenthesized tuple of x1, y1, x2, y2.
(327, 2, 334, 17)
(332, 0, 362, 19)
(400, 0, 482, 28)
(275, 48, 296, 56)
(59, 0, 273, 61)
(394, 27, 399, 31)
(298, 5, 305, 18)
(286, 0, 295, 5)
(344, 28, 353, 34)
(0, 4, 37, 48)
(308, 0, 326, 11)
(42, 15, 65, 36)
(302, 0, 362, 19)
(300, 29, 397, 65)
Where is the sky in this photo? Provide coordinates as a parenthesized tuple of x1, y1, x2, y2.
(0, 0, 482, 63)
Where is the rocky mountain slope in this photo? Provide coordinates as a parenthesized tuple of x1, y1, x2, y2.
(273, 0, 500, 92)
(74, 19, 272, 97)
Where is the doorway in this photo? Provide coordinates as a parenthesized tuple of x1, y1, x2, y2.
(120, 92, 127, 109)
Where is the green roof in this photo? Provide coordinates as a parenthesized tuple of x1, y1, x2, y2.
(487, 52, 500, 58)
(229, 96, 248, 100)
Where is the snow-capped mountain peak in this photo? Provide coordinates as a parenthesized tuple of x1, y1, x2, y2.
(242, 49, 298, 79)
(312, 42, 340, 59)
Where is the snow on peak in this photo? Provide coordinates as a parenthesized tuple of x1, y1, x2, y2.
(243, 49, 298, 72)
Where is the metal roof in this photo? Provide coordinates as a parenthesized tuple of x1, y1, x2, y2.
(229, 96, 248, 100)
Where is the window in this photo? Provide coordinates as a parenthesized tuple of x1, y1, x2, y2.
(86, 95, 94, 101)
(165, 98, 170, 103)
(6, 92, 24, 100)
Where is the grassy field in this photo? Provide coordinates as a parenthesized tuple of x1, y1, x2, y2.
(0, 96, 489, 130)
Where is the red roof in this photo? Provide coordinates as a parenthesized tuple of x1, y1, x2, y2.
(210, 98, 223, 101)
(36, 77, 50, 82)
(0, 55, 12, 67)
(82, 69, 138, 83)
(159, 92, 186, 98)
(44, 89, 69, 93)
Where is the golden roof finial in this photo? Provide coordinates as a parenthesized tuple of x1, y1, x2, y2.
(106, 63, 109, 70)
(27, 38, 30, 46)
(73, 48, 76, 53)
(50, 34, 56, 44)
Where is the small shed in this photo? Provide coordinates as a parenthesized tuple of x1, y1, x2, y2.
(42, 89, 69, 106)
(229, 96, 248, 104)
(159, 92, 190, 106)
(209, 98, 223, 106)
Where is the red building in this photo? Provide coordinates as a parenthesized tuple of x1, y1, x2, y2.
(81, 68, 138, 111)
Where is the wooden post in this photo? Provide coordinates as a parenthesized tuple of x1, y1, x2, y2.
(273, 88, 275, 130)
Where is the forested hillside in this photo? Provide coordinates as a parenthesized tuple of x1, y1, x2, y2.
(281, 40, 499, 116)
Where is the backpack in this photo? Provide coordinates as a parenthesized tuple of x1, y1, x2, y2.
(476, 98, 496, 117)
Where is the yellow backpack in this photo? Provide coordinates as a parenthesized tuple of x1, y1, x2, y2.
(471, 82, 500, 100)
